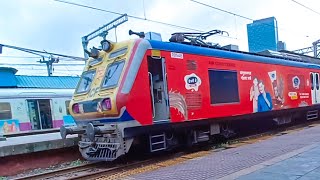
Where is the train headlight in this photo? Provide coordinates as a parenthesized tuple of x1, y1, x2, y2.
(101, 98, 112, 111)
(72, 103, 80, 114)
(101, 40, 112, 52)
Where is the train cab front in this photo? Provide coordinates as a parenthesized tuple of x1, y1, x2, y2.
(60, 39, 149, 161)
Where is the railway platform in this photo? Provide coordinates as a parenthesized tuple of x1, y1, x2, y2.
(129, 123, 320, 180)
(0, 130, 80, 177)
(0, 130, 79, 157)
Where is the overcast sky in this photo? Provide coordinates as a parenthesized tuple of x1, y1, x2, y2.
(0, 0, 319, 76)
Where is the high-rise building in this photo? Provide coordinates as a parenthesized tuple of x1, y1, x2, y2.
(247, 17, 279, 53)
(277, 41, 286, 51)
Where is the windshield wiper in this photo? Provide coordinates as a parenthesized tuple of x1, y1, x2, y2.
(104, 64, 120, 84)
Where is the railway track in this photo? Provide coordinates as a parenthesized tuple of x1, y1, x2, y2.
(11, 162, 101, 180)
(12, 120, 320, 180)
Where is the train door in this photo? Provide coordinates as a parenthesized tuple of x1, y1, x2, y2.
(310, 72, 320, 104)
(27, 99, 53, 130)
(148, 56, 170, 123)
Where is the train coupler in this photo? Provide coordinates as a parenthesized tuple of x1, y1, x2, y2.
(60, 125, 85, 139)
(86, 123, 117, 142)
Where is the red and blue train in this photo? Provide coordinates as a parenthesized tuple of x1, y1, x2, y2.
(61, 30, 320, 161)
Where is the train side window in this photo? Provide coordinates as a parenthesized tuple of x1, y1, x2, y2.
(208, 70, 240, 104)
(0, 102, 12, 119)
(310, 73, 314, 90)
(65, 100, 71, 115)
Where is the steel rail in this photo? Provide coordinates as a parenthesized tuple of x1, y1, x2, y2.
(12, 120, 320, 180)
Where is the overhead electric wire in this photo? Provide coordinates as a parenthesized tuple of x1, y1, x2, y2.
(190, 0, 318, 44)
(0, 43, 86, 61)
(291, 0, 320, 16)
(12, 47, 46, 58)
(55, 0, 320, 45)
(0, 56, 85, 62)
(14, 67, 82, 72)
(53, 0, 296, 51)
(0, 43, 85, 76)
(0, 63, 84, 66)
(17, 71, 81, 76)
(190, 0, 276, 26)
(53, 0, 201, 32)
(0, 56, 40, 59)
(53, 0, 235, 39)
(190, 0, 253, 21)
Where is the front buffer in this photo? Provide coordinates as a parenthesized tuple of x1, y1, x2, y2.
(60, 122, 134, 161)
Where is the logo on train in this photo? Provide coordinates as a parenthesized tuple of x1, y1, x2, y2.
(184, 73, 202, 91)
(292, 76, 300, 89)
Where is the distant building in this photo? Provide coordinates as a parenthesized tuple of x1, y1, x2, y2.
(247, 17, 279, 53)
(222, 44, 239, 51)
(277, 41, 286, 51)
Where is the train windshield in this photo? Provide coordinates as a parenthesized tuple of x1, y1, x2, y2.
(76, 70, 96, 94)
(102, 61, 125, 88)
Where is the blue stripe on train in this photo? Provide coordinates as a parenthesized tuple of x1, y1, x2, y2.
(148, 40, 320, 70)
(98, 110, 134, 123)
(72, 110, 134, 125)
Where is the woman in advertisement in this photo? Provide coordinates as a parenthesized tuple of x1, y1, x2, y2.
(250, 77, 259, 112)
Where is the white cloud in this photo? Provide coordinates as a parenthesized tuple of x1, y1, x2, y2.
(1, 0, 320, 75)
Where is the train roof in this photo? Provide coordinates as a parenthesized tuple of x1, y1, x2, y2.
(15, 75, 80, 89)
(0, 67, 80, 88)
(147, 40, 320, 70)
(0, 88, 74, 99)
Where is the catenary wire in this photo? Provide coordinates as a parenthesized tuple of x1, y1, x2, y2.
(291, 0, 320, 16)
(190, 0, 318, 44)
(53, 0, 202, 32)
(0, 56, 40, 59)
(52, 0, 235, 39)
(0, 63, 84, 66)
(0, 43, 86, 61)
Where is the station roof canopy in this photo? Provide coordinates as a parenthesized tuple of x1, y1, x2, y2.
(15, 75, 80, 89)
(0, 67, 80, 89)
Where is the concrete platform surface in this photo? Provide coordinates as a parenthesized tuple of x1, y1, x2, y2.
(236, 144, 320, 180)
(0, 132, 79, 157)
(129, 125, 320, 180)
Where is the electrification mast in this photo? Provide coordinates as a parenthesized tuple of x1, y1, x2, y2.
(0, 43, 85, 76)
(292, 39, 320, 58)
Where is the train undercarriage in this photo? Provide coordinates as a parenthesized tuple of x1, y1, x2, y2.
(60, 108, 319, 161)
